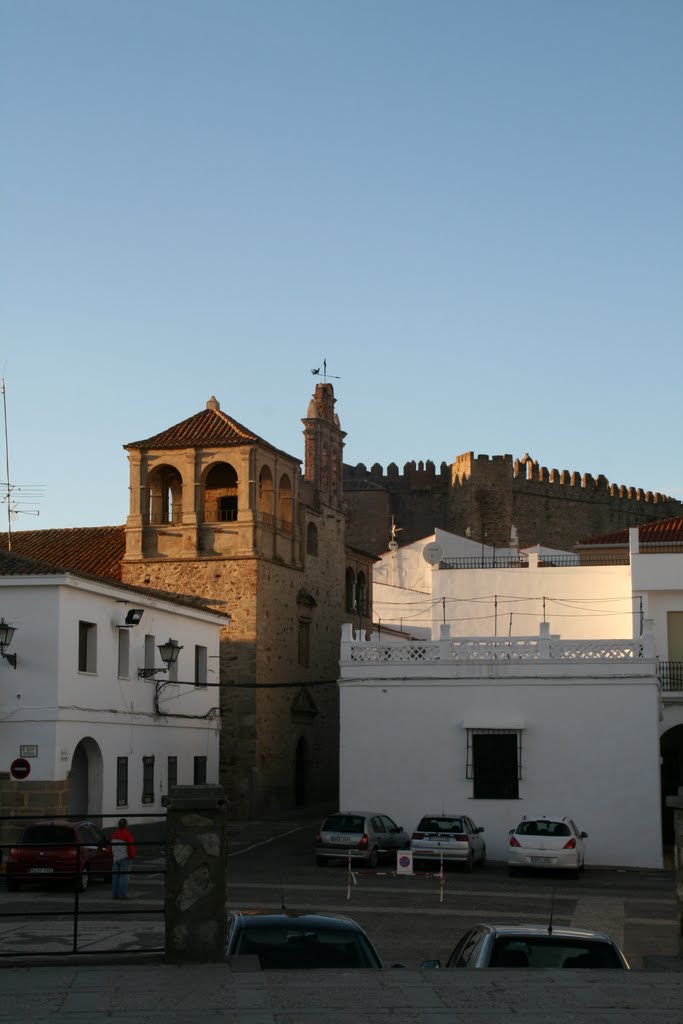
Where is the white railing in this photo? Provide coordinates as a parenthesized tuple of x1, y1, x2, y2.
(342, 622, 654, 664)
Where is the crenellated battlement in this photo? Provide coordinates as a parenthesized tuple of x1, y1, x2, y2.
(343, 449, 683, 555)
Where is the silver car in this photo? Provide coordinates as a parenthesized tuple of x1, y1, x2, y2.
(410, 814, 486, 871)
(315, 811, 410, 868)
(422, 923, 630, 969)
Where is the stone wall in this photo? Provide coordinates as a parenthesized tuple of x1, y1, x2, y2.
(344, 453, 683, 555)
(0, 776, 71, 851)
(121, 503, 345, 818)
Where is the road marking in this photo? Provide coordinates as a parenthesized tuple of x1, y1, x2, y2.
(229, 826, 302, 857)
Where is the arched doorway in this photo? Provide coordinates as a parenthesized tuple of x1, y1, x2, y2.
(68, 738, 104, 818)
(660, 724, 683, 850)
(295, 737, 307, 807)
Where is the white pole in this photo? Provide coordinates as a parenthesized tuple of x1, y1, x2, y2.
(1, 379, 11, 550)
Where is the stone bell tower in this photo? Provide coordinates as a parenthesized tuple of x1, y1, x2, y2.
(302, 383, 346, 509)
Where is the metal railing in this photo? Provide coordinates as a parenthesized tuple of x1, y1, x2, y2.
(439, 554, 629, 569)
(0, 813, 165, 958)
(658, 661, 683, 692)
(259, 511, 294, 534)
(203, 508, 238, 523)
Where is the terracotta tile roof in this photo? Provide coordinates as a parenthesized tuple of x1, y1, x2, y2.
(577, 516, 683, 547)
(0, 533, 227, 618)
(0, 526, 125, 580)
(125, 396, 300, 462)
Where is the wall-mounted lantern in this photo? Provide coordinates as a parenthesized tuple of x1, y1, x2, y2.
(138, 637, 183, 679)
(0, 618, 17, 669)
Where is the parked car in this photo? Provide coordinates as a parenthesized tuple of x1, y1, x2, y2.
(410, 814, 486, 871)
(225, 910, 384, 968)
(315, 811, 410, 867)
(5, 820, 113, 892)
(422, 923, 630, 969)
(507, 815, 587, 877)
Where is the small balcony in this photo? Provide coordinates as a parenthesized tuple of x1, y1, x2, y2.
(657, 662, 683, 692)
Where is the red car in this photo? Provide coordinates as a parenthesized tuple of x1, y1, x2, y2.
(5, 820, 113, 892)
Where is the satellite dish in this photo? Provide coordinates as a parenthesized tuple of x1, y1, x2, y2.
(422, 542, 443, 565)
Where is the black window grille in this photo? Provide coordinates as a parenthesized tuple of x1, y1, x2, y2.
(466, 729, 522, 799)
(167, 755, 177, 791)
(116, 757, 128, 807)
(142, 755, 155, 804)
(194, 756, 207, 785)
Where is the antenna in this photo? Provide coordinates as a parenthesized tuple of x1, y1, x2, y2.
(310, 358, 341, 382)
(1, 379, 10, 548)
(0, 379, 43, 547)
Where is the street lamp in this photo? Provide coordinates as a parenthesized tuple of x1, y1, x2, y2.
(0, 618, 17, 669)
(138, 637, 183, 678)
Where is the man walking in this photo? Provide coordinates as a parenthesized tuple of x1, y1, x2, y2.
(111, 818, 136, 899)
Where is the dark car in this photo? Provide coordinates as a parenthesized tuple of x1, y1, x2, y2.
(5, 820, 113, 892)
(225, 910, 384, 969)
(315, 811, 410, 867)
(422, 923, 630, 969)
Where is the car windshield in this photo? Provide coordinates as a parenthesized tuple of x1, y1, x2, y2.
(233, 924, 379, 968)
(418, 818, 465, 833)
(323, 815, 365, 833)
(20, 826, 75, 845)
(490, 937, 622, 969)
(516, 820, 571, 838)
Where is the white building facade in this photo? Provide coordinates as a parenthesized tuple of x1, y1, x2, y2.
(0, 564, 229, 826)
(339, 622, 662, 868)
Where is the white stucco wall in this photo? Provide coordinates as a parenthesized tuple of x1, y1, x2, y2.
(338, 630, 662, 869)
(0, 574, 226, 820)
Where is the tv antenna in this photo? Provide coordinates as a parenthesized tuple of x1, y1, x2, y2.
(311, 358, 341, 383)
(1, 378, 43, 549)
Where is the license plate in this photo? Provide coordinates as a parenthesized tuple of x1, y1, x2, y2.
(28, 867, 54, 874)
(331, 835, 348, 844)
(531, 857, 552, 864)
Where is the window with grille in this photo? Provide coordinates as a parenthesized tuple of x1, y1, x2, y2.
(466, 729, 522, 799)
(142, 755, 155, 804)
(167, 755, 177, 792)
(194, 756, 207, 785)
(116, 757, 128, 807)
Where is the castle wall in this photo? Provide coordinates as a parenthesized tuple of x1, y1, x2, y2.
(344, 454, 683, 555)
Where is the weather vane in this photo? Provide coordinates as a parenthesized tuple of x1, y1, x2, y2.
(311, 358, 341, 383)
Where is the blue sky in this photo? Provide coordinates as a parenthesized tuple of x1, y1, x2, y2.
(1, 0, 681, 531)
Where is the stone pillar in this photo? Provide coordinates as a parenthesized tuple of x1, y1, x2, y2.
(165, 784, 228, 963)
(665, 788, 683, 959)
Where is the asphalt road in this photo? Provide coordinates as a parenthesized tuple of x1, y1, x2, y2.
(0, 813, 678, 969)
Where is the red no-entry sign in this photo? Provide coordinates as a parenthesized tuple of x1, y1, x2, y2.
(10, 758, 31, 780)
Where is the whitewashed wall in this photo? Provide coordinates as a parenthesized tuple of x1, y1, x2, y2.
(0, 574, 226, 820)
(338, 629, 662, 868)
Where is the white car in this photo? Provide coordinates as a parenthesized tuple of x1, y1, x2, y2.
(507, 816, 587, 877)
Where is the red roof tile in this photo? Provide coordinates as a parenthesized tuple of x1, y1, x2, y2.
(0, 532, 226, 617)
(0, 526, 125, 581)
(125, 397, 300, 462)
(578, 516, 683, 547)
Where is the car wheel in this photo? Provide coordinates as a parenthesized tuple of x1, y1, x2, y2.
(5, 876, 19, 892)
(464, 853, 474, 873)
(479, 844, 486, 868)
(368, 848, 379, 869)
(315, 855, 327, 866)
(77, 866, 89, 892)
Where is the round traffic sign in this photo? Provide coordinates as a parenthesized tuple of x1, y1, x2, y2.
(10, 757, 31, 780)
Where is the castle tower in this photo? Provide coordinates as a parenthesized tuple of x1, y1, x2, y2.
(302, 383, 346, 510)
